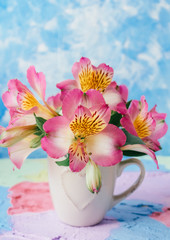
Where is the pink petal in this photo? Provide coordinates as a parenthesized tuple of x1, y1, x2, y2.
(97, 63, 114, 79)
(56, 79, 78, 100)
(118, 84, 128, 102)
(149, 121, 168, 141)
(140, 96, 148, 119)
(92, 149, 123, 167)
(2, 90, 18, 109)
(128, 100, 140, 122)
(103, 85, 127, 114)
(82, 89, 106, 108)
(109, 81, 117, 88)
(8, 136, 39, 169)
(142, 137, 161, 152)
(120, 115, 138, 136)
(9, 106, 40, 124)
(148, 105, 168, 141)
(115, 102, 127, 115)
(72, 57, 92, 81)
(146, 112, 156, 132)
(69, 141, 89, 172)
(41, 116, 73, 159)
(15, 78, 33, 96)
(27, 66, 46, 101)
(43, 116, 69, 134)
(121, 144, 159, 169)
(2, 79, 20, 109)
(47, 93, 62, 111)
(90, 104, 111, 125)
(69, 152, 88, 172)
(103, 87, 122, 108)
(9, 111, 37, 126)
(7, 78, 18, 89)
(150, 105, 167, 120)
(62, 88, 109, 122)
(86, 125, 126, 166)
(74, 105, 92, 118)
(62, 89, 83, 120)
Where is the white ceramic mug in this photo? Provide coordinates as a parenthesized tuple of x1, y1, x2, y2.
(48, 156, 145, 227)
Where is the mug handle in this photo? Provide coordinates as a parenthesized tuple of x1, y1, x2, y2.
(110, 158, 145, 209)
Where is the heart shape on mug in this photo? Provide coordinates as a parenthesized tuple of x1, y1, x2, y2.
(61, 170, 96, 211)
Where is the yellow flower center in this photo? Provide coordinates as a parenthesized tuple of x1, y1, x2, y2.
(70, 111, 106, 138)
(21, 91, 56, 118)
(133, 114, 152, 139)
(21, 92, 40, 111)
(79, 67, 112, 93)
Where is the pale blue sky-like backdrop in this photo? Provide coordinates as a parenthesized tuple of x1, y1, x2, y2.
(0, 0, 169, 158)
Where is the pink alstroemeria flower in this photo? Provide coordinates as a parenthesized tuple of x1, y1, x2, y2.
(0, 121, 40, 169)
(2, 66, 58, 122)
(57, 57, 128, 114)
(41, 90, 126, 172)
(1, 66, 62, 169)
(121, 96, 168, 152)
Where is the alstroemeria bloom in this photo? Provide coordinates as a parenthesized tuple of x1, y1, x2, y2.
(41, 90, 126, 172)
(57, 57, 128, 114)
(0, 121, 40, 169)
(121, 96, 168, 152)
(2, 66, 58, 123)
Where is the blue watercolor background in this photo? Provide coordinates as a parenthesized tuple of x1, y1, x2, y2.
(0, 186, 11, 234)
(0, 0, 169, 158)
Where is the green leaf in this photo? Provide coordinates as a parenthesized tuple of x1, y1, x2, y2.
(109, 101, 132, 127)
(34, 127, 43, 136)
(122, 129, 147, 157)
(126, 100, 132, 109)
(123, 150, 146, 157)
(34, 114, 47, 133)
(109, 111, 122, 127)
(55, 154, 70, 166)
(122, 129, 145, 145)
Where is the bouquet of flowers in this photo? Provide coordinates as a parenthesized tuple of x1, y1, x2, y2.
(0, 57, 168, 194)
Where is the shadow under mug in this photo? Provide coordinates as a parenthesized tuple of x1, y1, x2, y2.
(48, 156, 145, 227)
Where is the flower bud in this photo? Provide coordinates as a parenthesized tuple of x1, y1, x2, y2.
(86, 160, 102, 194)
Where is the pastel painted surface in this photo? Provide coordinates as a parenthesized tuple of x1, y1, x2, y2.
(0, 156, 170, 239)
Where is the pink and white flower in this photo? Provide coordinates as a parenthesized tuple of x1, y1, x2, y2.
(57, 57, 128, 114)
(121, 96, 168, 152)
(2, 66, 58, 123)
(1, 67, 63, 169)
(41, 89, 126, 172)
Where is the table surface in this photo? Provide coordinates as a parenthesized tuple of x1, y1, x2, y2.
(0, 156, 170, 240)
